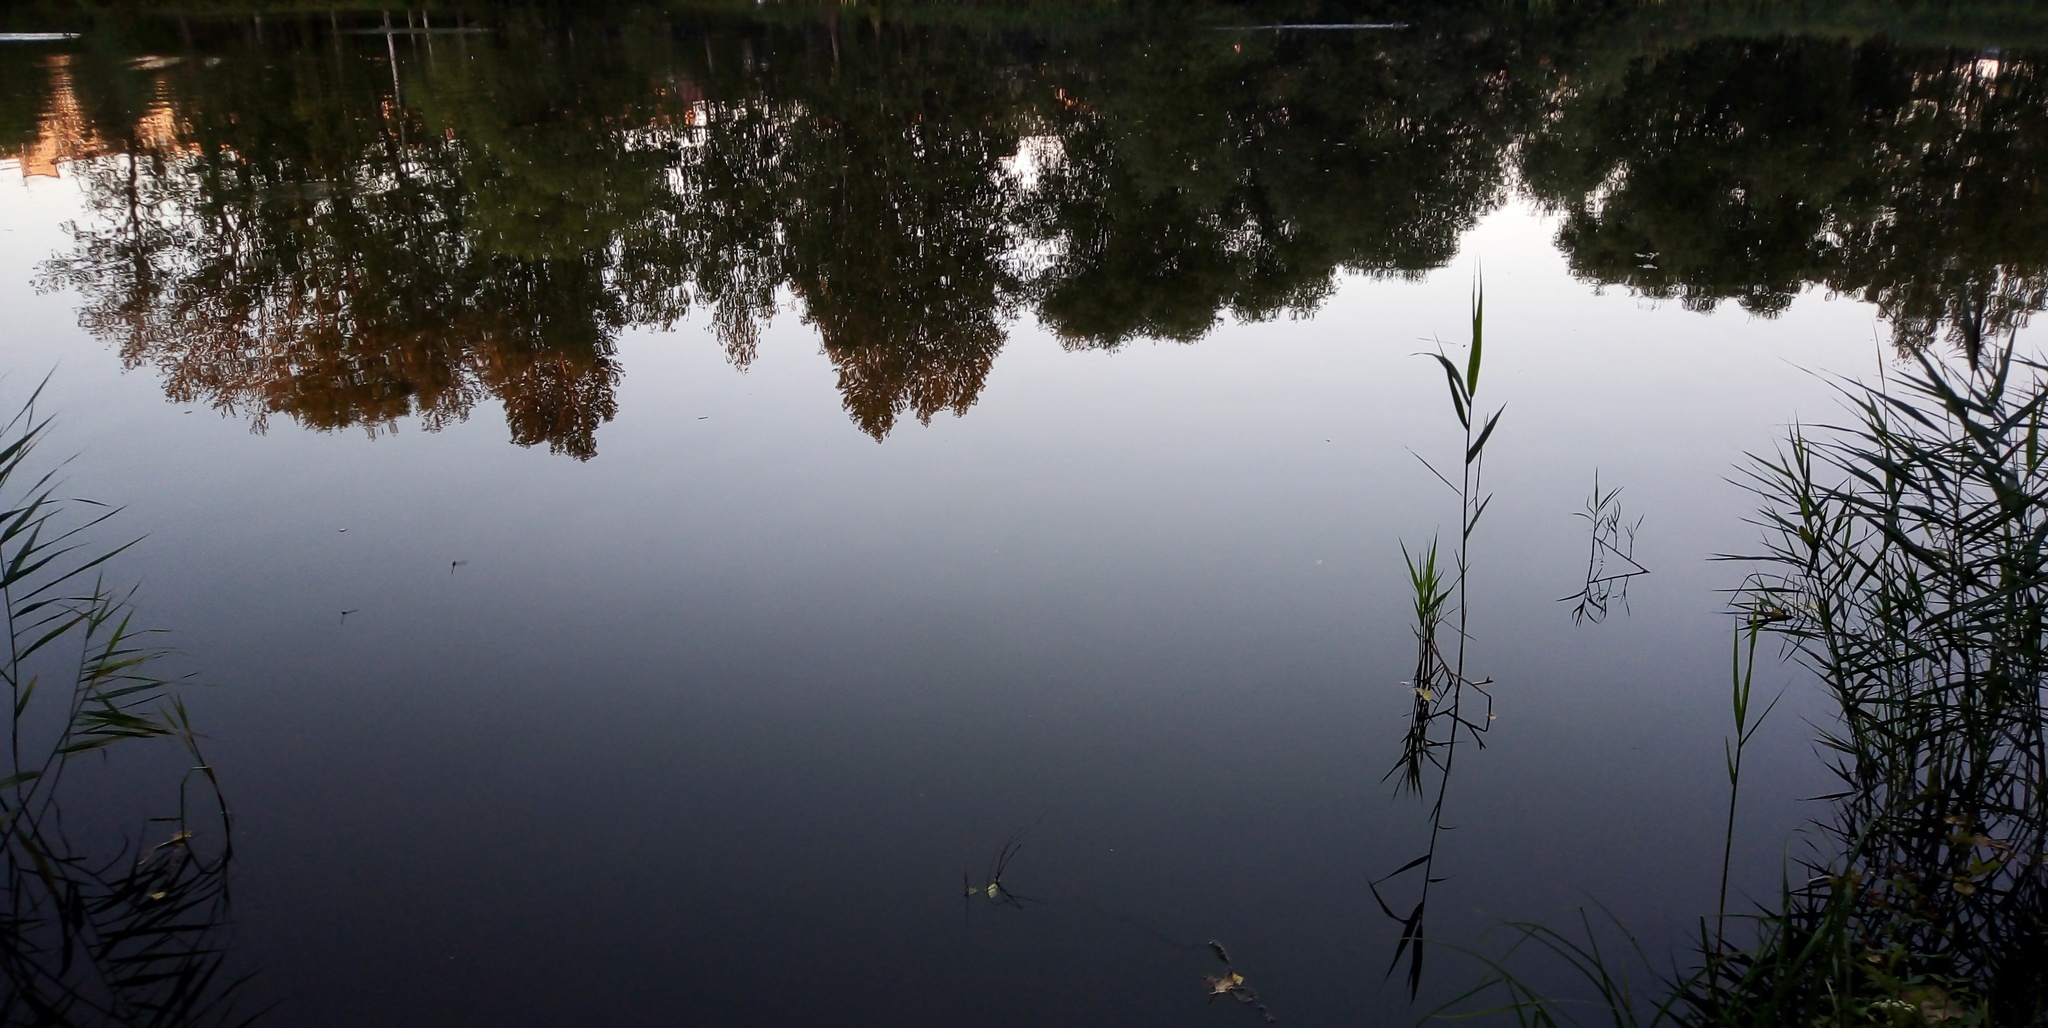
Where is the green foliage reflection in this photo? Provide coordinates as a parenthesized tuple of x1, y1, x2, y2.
(1524, 37, 2048, 356)
(10, 9, 2048, 451)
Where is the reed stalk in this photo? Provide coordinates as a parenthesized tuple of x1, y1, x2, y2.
(0, 384, 253, 1027)
(1376, 279, 1502, 997)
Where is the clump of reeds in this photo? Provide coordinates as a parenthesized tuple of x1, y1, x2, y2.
(1431, 337, 2048, 1026)
(0, 385, 253, 1026)
(1702, 336, 2048, 1025)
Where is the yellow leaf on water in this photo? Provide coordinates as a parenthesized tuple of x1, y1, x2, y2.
(1204, 972, 1245, 997)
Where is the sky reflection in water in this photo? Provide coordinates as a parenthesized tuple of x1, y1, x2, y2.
(0, 7, 2043, 1024)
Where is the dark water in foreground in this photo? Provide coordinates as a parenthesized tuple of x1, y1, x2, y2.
(1, 4, 2045, 1023)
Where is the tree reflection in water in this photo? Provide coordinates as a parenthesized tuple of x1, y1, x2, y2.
(7, 8, 2047, 454)
(1522, 36, 2048, 358)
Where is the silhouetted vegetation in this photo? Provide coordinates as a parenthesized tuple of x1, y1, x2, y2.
(1433, 341, 2048, 1027)
(0, 391, 251, 1026)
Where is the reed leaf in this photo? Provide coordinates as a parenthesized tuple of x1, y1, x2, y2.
(0, 388, 254, 1027)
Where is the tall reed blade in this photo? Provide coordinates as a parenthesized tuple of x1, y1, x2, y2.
(1377, 277, 1501, 998)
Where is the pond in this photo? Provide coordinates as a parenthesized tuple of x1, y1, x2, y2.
(0, 4, 2044, 1024)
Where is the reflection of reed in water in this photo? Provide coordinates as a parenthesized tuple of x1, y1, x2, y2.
(0, 389, 252, 1025)
(1560, 474, 1649, 626)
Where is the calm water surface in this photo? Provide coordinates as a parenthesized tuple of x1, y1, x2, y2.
(1, 5, 2044, 1023)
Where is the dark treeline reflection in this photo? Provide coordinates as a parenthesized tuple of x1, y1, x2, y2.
(1524, 37, 2048, 357)
(9, 8, 2046, 453)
